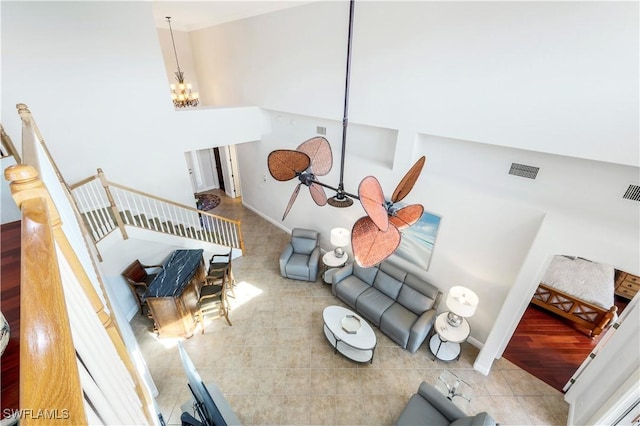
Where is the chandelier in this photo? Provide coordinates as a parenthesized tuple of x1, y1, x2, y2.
(166, 17, 199, 108)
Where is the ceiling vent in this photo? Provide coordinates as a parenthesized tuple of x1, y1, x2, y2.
(509, 163, 539, 180)
(623, 184, 640, 201)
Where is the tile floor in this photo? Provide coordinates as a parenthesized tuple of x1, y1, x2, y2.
(131, 191, 569, 425)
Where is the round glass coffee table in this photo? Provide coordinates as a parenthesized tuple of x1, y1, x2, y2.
(322, 305, 376, 363)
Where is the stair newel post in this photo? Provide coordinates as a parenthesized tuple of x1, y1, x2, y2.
(5, 164, 86, 425)
(97, 168, 128, 240)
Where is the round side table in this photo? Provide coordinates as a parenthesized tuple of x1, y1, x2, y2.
(322, 251, 348, 284)
(429, 312, 470, 362)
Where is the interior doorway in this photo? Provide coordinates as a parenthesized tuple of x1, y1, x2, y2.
(502, 257, 631, 392)
(184, 145, 241, 200)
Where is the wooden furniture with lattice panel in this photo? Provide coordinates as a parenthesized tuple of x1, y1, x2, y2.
(615, 271, 640, 300)
(531, 284, 617, 338)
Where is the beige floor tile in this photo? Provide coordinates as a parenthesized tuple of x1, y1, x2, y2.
(136, 191, 570, 425)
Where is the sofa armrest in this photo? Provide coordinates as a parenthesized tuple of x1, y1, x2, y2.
(416, 382, 467, 421)
(406, 309, 437, 353)
(308, 247, 320, 280)
(279, 244, 294, 276)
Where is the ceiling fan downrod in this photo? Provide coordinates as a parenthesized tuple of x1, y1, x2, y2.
(327, 0, 356, 209)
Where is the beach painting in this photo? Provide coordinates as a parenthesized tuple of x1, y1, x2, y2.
(395, 209, 442, 270)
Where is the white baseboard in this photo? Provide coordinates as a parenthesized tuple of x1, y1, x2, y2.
(467, 335, 484, 349)
(242, 201, 290, 234)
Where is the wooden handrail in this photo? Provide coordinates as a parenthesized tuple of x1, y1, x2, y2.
(104, 179, 242, 226)
(68, 175, 98, 190)
(5, 165, 85, 424)
(7, 164, 156, 425)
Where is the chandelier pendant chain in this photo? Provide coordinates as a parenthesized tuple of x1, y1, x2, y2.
(166, 16, 199, 108)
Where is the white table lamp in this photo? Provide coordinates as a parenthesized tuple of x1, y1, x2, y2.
(446, 286, 479, 327)
(330, 227, 350, 258)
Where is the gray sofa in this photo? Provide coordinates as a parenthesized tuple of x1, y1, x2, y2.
(396, 382, 496, 426)
(331, 259, 441, 353)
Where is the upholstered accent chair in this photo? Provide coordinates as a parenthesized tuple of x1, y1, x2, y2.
(279, 228, 320, 281)
(395, 382, 496, 426)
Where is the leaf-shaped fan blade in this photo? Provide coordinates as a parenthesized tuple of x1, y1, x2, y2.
(282, 183, 302, 221)
(267, 150, 310, 182)
(309, 182, 328, 206)
(297, 137, 333, 176)
(391, 156, 426, 203)
(358, 176, 389, 232)
(389, 204, 424, 230)
(351, 217, 401, 268)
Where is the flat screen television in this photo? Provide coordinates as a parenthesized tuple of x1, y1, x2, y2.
(178, 342, 228, 426)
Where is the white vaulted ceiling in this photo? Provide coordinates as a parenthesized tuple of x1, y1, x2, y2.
(151, 0, 316, 31)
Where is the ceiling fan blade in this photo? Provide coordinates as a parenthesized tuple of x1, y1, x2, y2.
(389, 204, 424, 230)
(391, 156, 426, 203)
(282, 184, 302, 220)
(351, 217, 401, 268)
(297, 136, 333, 176)
(308, 182, 328, 206)
(267, 150, 311, 181)
(358, 176, 389, 232)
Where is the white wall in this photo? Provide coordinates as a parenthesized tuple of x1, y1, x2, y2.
(240, 110, 639, 345)
(1, 1, 261, 209)
(192, 0, 639, 347)
(191, 1, 639, 167)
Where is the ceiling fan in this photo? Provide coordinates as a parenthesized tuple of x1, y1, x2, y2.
(353, 156, 425, 267)
(266, 0, 427, 267)
(267, 136, 333, 220)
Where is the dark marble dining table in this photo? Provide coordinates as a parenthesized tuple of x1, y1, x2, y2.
(146, 249, 204, 298)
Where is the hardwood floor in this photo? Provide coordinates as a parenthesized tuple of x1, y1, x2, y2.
(1, 221, 20, 412)
(503, 297, 628, 392)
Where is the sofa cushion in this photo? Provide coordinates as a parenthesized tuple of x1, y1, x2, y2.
(395, 393, 450, 426)
(285, 253, 311, 278)
(404, 274, 440, 312)
(380, 303, 417, 348)
(356, 287, 394, 326)
(335, 275, 371, 307)
(353, 263, 379, 285)
(397, 283, 435, 315)
(379, 261, 408, 282)
(450, 412, 496, 426)
(373, 270, 404, 300)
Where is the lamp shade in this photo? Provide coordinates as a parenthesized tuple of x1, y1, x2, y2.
(446, 286, 479, 318)
(330, 227, 350, 247)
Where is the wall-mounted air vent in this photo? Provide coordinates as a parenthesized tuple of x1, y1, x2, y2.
(509, 163, 539, 179)
(623, 184, 640, 201)
(316, 126, 326, 135)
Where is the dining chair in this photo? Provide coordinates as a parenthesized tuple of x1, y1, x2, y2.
(205, 250, 236, 298)
(121, 259, 163, 316)
(198, 267, 232, 330)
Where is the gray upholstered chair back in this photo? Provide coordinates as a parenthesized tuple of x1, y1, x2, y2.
(291, 228, 319, 254)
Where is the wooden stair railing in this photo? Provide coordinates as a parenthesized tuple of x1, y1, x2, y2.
(6, 164, 156, 425)
(8, 102, 157, 424)
(70, 168, 245, 253)
(14, 177, 85, 424)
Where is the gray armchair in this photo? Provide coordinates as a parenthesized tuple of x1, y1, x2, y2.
(279, 228, 320, 281)
(396, 382, 495, 426)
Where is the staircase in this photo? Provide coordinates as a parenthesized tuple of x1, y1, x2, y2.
(70, 169, 244, 254)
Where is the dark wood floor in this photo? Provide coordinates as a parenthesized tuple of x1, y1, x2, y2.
(1, 221, 20, 411)
(503, 297, 628, 392)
